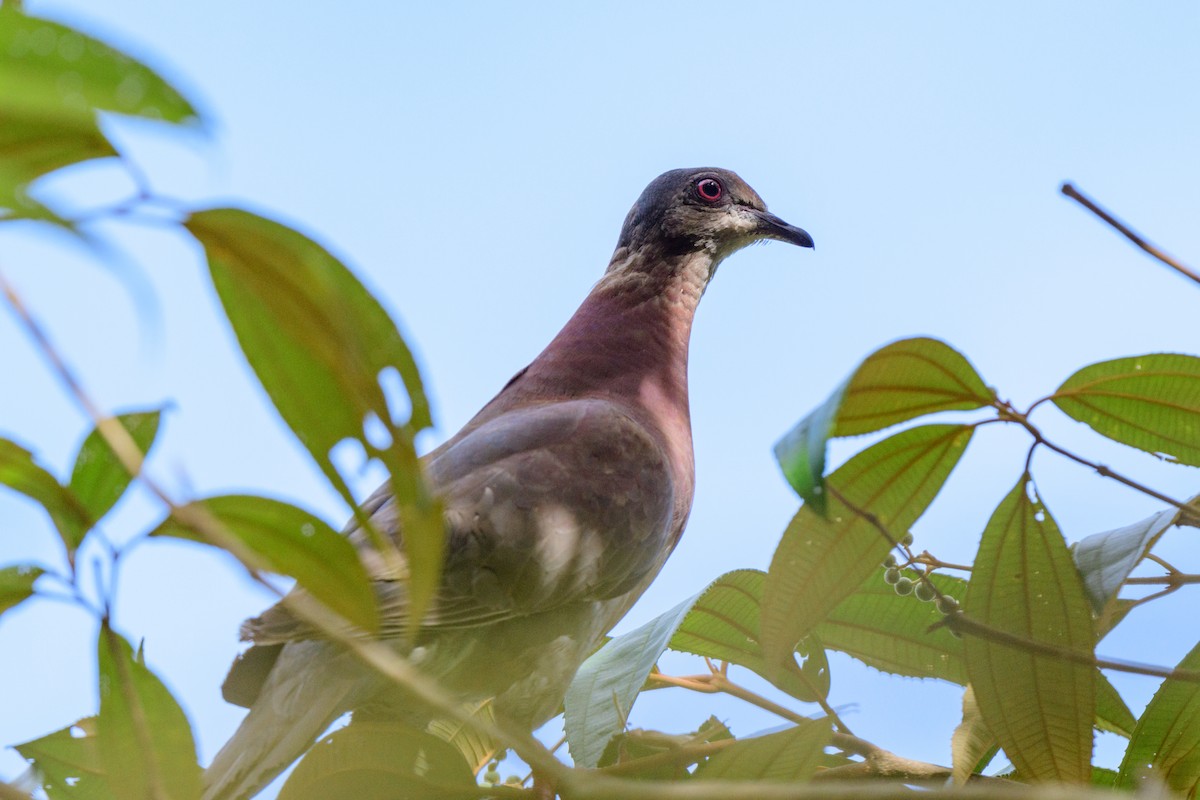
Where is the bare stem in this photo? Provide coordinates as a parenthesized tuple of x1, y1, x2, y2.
(1061, 182, 1200, 288)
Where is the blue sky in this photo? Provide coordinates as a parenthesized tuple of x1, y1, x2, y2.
(2, 1, 1198, 789)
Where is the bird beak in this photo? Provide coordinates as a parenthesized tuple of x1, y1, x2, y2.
(752, 210, 814, 249)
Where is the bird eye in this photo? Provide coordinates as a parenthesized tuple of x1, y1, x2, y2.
(695, 178, 723, 202)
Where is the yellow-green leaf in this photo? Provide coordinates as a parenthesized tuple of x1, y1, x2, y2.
(0, 9, 201, 127)
(0, 115, 116, 214)
(96, 624, 200, 800)
(761, 424, 973, 677)
(278, 721, 476, 800)
(68, 410, 160, 526)
(0, 563, 44, 618)
(774, 338, 992, 513)
(963, 477, 1095, 783)
(951, 686, 995, 785)
(0, 437, 91, 556)
(1052, 353, 1200, 466)
(669, 569, 829, 703)
(692, 719, 831, 782)
(14, 717, 115, 800)
(185, 208, 441, 624)
(818, 569, 967, 683)
(152, 495, 378, 634)
(1118, 639, 1200, 794)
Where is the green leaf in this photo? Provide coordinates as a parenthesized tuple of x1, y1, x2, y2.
(669, 569, 829, 703)
(1052, 353, 1200, 466)
(14, 717, 115, 800)
(817, 569, 968, 683)
(96, 624, 200, 800)
(0, 563, 44, 618)
(692, 718, 831, 782)
(0, 9, 201, 127)
(1118, 639, 1200, 793)
(761, 424, 973, 678)
(774, 338, 992, 513)
(962, 477, 1095, 783)
(1096, 673, 1136, 739)
(68, 410, 161, 525)
(152, 495, 378, 634)
(278, 721, 476, 800)
(951, 686, 995, 785)
(564, 595, 698, 769)
(185, 208, 441, 624)
(0, 115, 116, 214)
(0, 436, 91, 556)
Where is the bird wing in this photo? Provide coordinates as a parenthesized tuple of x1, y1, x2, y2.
(239, 397, 676, 645)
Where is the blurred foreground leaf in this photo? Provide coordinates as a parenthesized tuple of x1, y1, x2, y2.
(96, 624, 200, 800)
(152, 495, 378, 634)
(278, 721, 476, 800)
(186, 208, 441, 624)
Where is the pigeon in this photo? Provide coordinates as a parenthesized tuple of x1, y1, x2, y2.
(203, 167, 813, 799)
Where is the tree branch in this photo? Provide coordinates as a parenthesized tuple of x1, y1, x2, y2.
(1061, 182, 1200, 288)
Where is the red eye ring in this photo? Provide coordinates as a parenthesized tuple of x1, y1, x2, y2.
(695, 178, 722, 202)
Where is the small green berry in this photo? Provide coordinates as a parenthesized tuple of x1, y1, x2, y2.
(505, 775, 523, 786)
(884, 567, 902, 585)
(900, 532, 914, 547)
(882, 553, 897, 568)
(483, 769, 501, 785)
(936, 595, 960, 614)
(914, 580, 936, 602)
(894, 577, 914, 596)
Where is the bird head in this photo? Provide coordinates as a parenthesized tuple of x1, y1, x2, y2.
(614, 168, 814, 267)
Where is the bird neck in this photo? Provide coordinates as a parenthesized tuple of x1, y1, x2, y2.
(520, 248, 715, 409)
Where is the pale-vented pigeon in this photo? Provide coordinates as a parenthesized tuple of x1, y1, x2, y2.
(203, 167, 813, 799)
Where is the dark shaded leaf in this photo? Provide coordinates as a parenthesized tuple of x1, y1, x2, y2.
(761, 424, 973, 679)
(564, 596, 698, 769)
(963, 477, 1095, 783)
(14, 717, 115, 800)
(68, 410, 160, 525)
(0, 563, 44, 618)
(278, 721, 476, 800)
(1052, 353, 1200, 466)
(96, 624, 200, 800)
(1118, 639, 1200, 793)
(774, 338, 992, 512)
(692, 718, 831, 781)
(152, 495, 378, 633)
(599, 718, 732, 780)
(0, 9, 201, 126)
(185, 208, 441, 624)
(669, 569, 829, 703)
(0, 436, 91, 556)
(818, 569, 967, 683)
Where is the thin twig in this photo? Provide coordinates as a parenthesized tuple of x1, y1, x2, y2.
(1061, 182, 1200, 287)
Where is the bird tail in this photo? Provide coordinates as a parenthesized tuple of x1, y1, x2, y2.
(202, 643, 363, 800)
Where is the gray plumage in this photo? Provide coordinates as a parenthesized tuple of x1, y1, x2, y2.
(203, 168, 813, 799)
